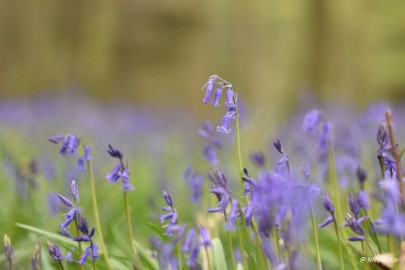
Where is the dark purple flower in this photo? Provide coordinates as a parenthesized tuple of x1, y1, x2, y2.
(322, 195, 335, 215)
(77, 217, 89, 235)
(317, 216, 334, 229)
(48, 134, 64, 144)
(344, 215, 366, 236)
(163, 191, 174, 207)
(356, 166, 367, 184)
(348, 236, 365, 242)
(107, 144, 123, 159)
(250, 151, 266, 167)
(105, 162, 122, 183)
(187, 242, 200, 267)
(377, 123, 389, 149)
(73, 235, 91, 242)
(47, 240, 63, 262)
(348, 193, 360, 218)
(273, 139, 283, 154)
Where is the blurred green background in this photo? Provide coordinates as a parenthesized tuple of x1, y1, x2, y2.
(1, 0, 405, 115)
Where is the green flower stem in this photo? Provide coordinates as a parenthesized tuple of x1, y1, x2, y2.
(87, 160, 112, 270)
(274, 229, 280, 258)
(58, 261, 65, 270)
(364, 211, 382, 253)
(236, 223, 248, 270)
(332, 216, 344, 270)
(123, 191, 142, 269)
(234, 100, 244, 179)
(224, 212, 236, 270)
(204, 245, 212, 270)
(73, 217, 84, 270)
(310, 202, 322, 270)
(177, 242, 183, 270)
(328, 145, 359, 270)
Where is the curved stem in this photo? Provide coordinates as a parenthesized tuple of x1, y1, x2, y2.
(124, 192, 142, 269)
(311, 202, 322, 270)
(87, 160, 112, 270)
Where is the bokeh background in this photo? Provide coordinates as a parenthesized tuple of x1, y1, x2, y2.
(2, 0, 405, 177)
(2, 0, 405, 109)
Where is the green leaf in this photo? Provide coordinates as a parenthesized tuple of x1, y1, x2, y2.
(211, 238, 228, 270)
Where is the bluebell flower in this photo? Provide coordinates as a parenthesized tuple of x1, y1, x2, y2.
(78, 246, 90, 265)
(202, 77, 216, 104)
(105, 162, 122, 183)
(183, 166, 203, 203)
(224, 88, 235, 107)
(344, 215, 366, 236)
(198, 121, 222, 165)
(348, 193, 360, 218)
(200, 226, 211, 248)
(47, 240, 63, 263)
(207, 187, 231, 213)
(105, 145, 135, 192)
(120, 167, 135, 192)
(212, 83, 224, 106)
(250, 151, 266, 168)
(356, 191, 369, 211)
(160, 191, 178, 236)
(181, 228, 196, 253)
(302, 109, 322, 133)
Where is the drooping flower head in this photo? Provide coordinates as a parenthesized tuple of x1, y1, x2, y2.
(47, 240, 63, 263)
(105, 144, 135, 192)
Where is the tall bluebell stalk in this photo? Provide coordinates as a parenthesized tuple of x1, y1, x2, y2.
(301, 160, 322, 270)
(87, 157, 112, 270)
(318, 195, 344, 270)
(105, 144, 141, 269)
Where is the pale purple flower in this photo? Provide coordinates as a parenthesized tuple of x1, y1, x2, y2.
(181, 229, 196, 253)
(250, 151, 266, 167)
(224, 88, 235, 107)
(357, 191, 369, 211)
(207, 187, 231, 213)
(212, 84, 224, 106)
(105, 162, 122, 183)
(302, 109, 322, 133)
(120, 167, 135, 192)
(78, 246, 90, 265)
(202, 78, 216, 104)
(200, 227, 211, 248)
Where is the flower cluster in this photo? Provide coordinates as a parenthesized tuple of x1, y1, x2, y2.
(202, 75, 237, 134)
(105, 144, 135, 192)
